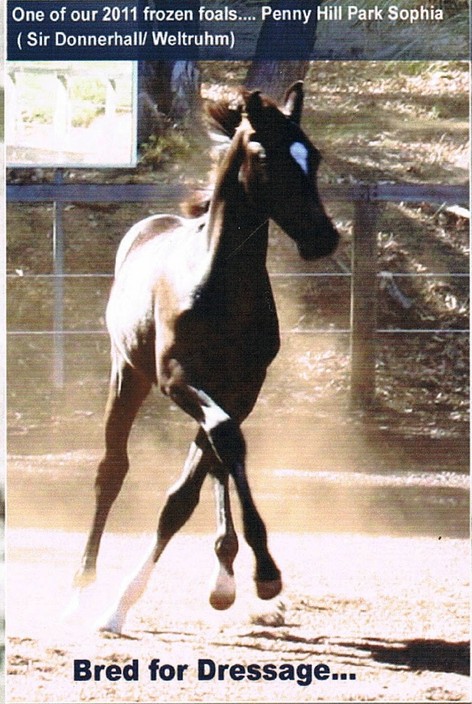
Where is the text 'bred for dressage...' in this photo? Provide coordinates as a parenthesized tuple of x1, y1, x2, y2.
(73, 658, 357, 686)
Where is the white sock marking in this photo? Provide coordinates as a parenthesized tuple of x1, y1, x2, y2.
(97, 542, 156, 634)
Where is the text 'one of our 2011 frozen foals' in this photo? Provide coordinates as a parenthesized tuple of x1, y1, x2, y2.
(7, 0, 455, 61)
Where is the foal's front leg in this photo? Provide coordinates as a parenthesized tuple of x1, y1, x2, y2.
(210, 472, 239, 610)
(230, 462, 282, 600)
(169, 381, 282, 602)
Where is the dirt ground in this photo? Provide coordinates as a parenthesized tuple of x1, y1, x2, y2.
(6, 528, 470, 703)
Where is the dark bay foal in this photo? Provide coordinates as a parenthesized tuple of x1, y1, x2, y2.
(74, 81, 339, 633)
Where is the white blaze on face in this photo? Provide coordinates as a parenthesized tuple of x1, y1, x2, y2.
(289, 141, 309, 175)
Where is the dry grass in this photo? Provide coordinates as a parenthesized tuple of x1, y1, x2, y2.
(302, 61, 469, 184)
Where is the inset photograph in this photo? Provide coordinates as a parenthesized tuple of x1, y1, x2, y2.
(6, 61, 136, 167)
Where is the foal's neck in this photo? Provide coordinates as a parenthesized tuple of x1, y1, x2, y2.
(205, 135, 269, 269)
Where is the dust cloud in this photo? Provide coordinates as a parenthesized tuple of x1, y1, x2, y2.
(7, 323, 468, 542)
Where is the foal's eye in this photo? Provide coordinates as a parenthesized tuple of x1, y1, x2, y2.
(289, 141, 309, 175)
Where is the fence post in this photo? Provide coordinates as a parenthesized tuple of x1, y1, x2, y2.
(350, 189, 378, 407)
(6, 70, 18, 143)
(54, 73, 70, 151)
(52, 169, 65, 388)
(105, 78, 118, 121)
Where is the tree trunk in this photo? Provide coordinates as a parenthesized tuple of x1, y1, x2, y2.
(137, 60, 200, 145)
(244, 0, 320, 100)
(245, 61, 309, 101)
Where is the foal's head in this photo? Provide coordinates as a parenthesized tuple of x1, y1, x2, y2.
(208, 82, 339, 260)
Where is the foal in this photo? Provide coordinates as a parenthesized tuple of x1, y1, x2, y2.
(74, 81, 339, 633)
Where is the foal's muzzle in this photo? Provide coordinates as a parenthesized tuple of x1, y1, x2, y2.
(297, 223, 340, 260)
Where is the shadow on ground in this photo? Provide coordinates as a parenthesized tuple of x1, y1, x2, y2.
(340, 638, 470, 676)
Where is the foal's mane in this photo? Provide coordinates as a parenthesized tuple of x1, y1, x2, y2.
(181, 93, 245, 218)
(205, 95, 244, 139)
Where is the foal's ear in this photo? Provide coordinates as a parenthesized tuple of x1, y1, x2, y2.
(283, 81, 304, 125)
(244, 89, 264, 121)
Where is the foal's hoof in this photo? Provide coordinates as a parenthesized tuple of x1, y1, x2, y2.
(96, 609, 125, 636)
(61, 591, 81, 623)
(73, 568, 96, 589)
(62, 580, 96, 623)
(209, 566, 236, 610)
(209, 590, 236, 610)
(256, 578, 283, 601)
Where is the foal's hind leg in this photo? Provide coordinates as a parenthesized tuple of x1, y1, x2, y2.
(98, 429, 211, 633)
(74, 364, 151, 587)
